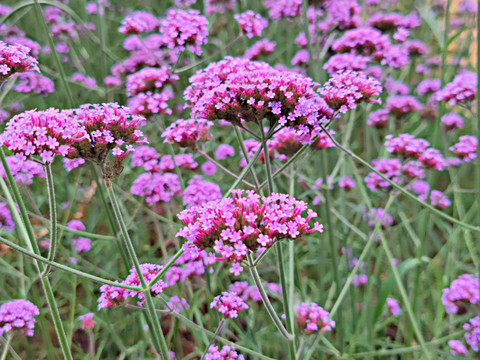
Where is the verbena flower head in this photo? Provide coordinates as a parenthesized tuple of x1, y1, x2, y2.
(367, 12, 419, 32)
(436, 71, 476, 106)
(183, 176, 222, 208)
(364, 158, 402, 192)
(384, 134, 430, 158)
(159, 154, 198, 172)
(127, 91, 174, 117)
(228, 281, 281, 302)
(14, 72, 55, 96)
(367, 109, 389, 128)
(364, 207, 394, 228)
(163, 249, 215, 287)
(243, 39, 276, 60)
(210, 291, 248, 318)
(0, 156, 44, 185)
(131, 172, 181, 204)
(319, 70, 382, 113)
(323, 53, 370, 75)
(176, 190, 323, 276)
(72, 237, 91, 252)
(159, 9, 208, 56)
(0, 41, 38, 84)
(338, 176, 356, 191)
(125, 66, 178, 97)
(417, 78, 441, 96)
(463, 317, 480, 353)
(215, 144, 235, 160)
(63, 158, 85, 172)
(161, 118, 213, 151)
(295, 302, 335, 334)
(98, 263, 165, 310)
(188, 57, 333, 138)
(78, 312, 95, 330)
(449, 135, 477, 162)
(331, 27, 390, 58)
(449, 340, 469, 355)
(204, 0, 236, 15)
(68, 103, 147, 177)
(441, 273, 479, 314)
(0, 202, 15, 232)
(441, 112, 464, 131)
(205, 345, 245, 360)
(386, 96, 423, 119)
(130, 145, 160, 171)
(166, 296, 189, 313)
(386, 297, 402, 316)
(263, 0, 302, 21)
(234, 11, 268, 39)
(0, 299, 39, 337)
(118, 11, 160, 34)
(1, 108, 88, 163)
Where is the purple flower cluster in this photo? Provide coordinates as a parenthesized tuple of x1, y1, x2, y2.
(98, 263, 165, 310)
(436, 71, 476, 106)
(159, 9, 208, 56)
(386, 297, 402, 316)
(0, 155, 44, 184)
(215, 144, 235, 160)
(176, 190, 323, 276)
(183, 176, 222, 208)
(364, 158, 402, 191)
(163, 250, 215, 288)
(71, 72, 97, 89)
(210, 291, 249, 318)
(234, 11, 268, 39)
(364, 207, 394, 228)
(0, 299, 39, 337)
(243, 39, 276, 60)
(323, 54, 370, 74)
(386, 96, 423, 119)
(0, 41, 38, 83)
(449, 135, 477, 163)
(118, 11, 160, 34)
(228, 281, 282, 302)
(319, 70, 382, 113)
(161, 118, 213, 150)
(187, 57, 334, 138)
(0, 202, 15, 232)
(204, 345, 245, 360)
(14, 72, 55, 96)
(126, 66, 178, 97)
(416, 78, 441, 96)
(442, 273, 479, 314)
(338, 176, 356, 191)
(78, 312, 95, 330)
(295, 302, 335, 334)
(367, 109, 389, 128)
(204, 0, 235, 15)
(263, 0, 302, 21)
(130, 172, 181, 204)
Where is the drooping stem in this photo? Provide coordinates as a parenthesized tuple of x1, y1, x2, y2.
(104, 179, 170, 359)
(42, 162, 57, 276)
(247, 254, 292, 341)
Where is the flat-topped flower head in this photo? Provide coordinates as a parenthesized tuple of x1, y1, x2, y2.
(98, 263, 165, 310)
(210, 291, 248, 318)
(319, 71, 382, 113)
(205, 345, 245, 360)
(436, 71, 476, 106)
(331, 27, 390, 58)
(176, 190, 323, 275)
(159, 9, 208, 55)
(161, 118, 213, 151)
(1, 108, 87, 164)
(441, 113, 464, 131)
(243, 39, 276, 60)
(263, 0, 302, 21)
(384, 134, 430, 158)
(118, 11, 160, 34)
(234, 11, 268, 39)
(386, 96, 423, 119)
(442, 273, 479, 314)
(0, 41, 38, 84)
(188, 58, 333, 137)
(0, 156, 44, 185)
(68, 103, 147, 177)
(229, 281, 282, 302)
(323, 53, 370, 75)
(295, 302, 335, 334)
(449, 135, 477, 163)
(131, 172, 181, 204)
(126, 66, 178, 97)
(0, 299, 39, 337)
(183, 176, 221, 208)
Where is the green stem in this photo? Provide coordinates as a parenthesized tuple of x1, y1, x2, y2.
(0, 236, 141, 290)
(42, 163, 57, 276)
(246, 254, 292, 341)
(223, 145, 263, 198)
(260, 126, 274, 194)
(0, 335, 11, 360)
(0, 149, 73, 360)
(320, 125, 480, 233)
(147, 248, 185, 288)
(104, 180, 170, 359)
(234, 126, 261, 190)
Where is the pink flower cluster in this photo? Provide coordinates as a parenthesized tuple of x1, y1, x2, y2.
(0, 155, 44, 185)
(161, 118, 213, 150)
(183, 176, 222, 208)
(295, 302, 335, 334)
(449, 135, 477, 163)
(159, 9, 208, 56)
(364, 207, 394, 228)
(210, 291, 249, 318)
(323, 54, 370, 74)
(118, 11, 160, 34)
(126, 66, 178, 97)
(367, 12, 419, 32)
(130, 172, 181, 204)
(416, 78, 441, 96)
(0, 41, 38, 83)
(14, 72, 55, 96)
(71, 72, 97, 89)
(441, 273, 479, 314)
(228, 281, 282, 302)
(78, 312, 95, 330)
(367, 109, 389, 128)
(386, 96, 423, 119)
(205, 345, 245, 360)
(319, 70, 382, 113)
(215, 144, 235, 160)
(176, 190, 323, 276)
(204, 0, 235, 15)
(436, 71, 476, 106)
(234, 11, 268, 39)
(263, 0, 302, 21)
(386, 297, 402, 316)
(98, 263, 165, 310)
(0, 299, 39, 337)
(243, 39, 276, 60)
(163, 249, 215, 288)
(448, 317, 480, 355)
(67, 219, 91, 253)
(364, 158, 402, 191)
(441, 113, 464, 131)
(187, 57, 334, 138)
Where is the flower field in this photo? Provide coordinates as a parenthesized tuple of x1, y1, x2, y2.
(0, 0, 478, 359)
